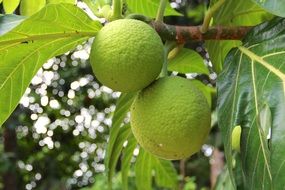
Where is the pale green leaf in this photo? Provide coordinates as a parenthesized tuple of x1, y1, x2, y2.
(218, 17, 285, 189)
(135, 149, 153, 190)
(0, 14, 25, 35)
(3, 0, 20, 14)
(153, 158, 178, 189)
(108, 124, 132, 189)
(251, 0, 285, 17)
(126, 0, 181, 18)
(205, 0, 273, 73)
(168, 48, 209, 75)
(104, 93, 136, 182)
(0, 4, 102, 126)
(121, 134, 137, 190)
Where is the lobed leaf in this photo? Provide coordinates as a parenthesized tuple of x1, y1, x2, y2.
(251, 0, 285, 17)
(205, 0, 273, 73)
(0, 4, 102, 127)
(218, 17, 285, 189)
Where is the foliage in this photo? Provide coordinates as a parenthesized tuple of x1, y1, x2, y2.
(0, 0, 284, 190)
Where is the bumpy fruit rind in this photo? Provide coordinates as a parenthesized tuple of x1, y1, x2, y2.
(90, 19, 164, 92)
(131, 76, 211, 160)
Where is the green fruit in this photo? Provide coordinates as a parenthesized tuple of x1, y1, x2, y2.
(232, 125, 241, 152)
(20, 0, 46, 16)
(130, 76, 211, 160)
(47, 0, 76, 4)
(90, 19, 164, 92)
(3, 0, 20, 14)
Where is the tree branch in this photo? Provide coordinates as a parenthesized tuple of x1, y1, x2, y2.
(150, 21, 252, 43)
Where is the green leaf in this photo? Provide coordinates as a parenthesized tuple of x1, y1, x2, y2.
(214, 166, 235, 190)
(153, 158, 178, 189)
(121, 134, 137, 190)
(205, 0, 273, 73)
(0, 14, 25, 35)
(218, 17, 285, 189)
(104, 93, 136, 183)
(108, 124, 132, 189)
(135, 149, 153, 190)
(251, 0, 285, 17)
(0, 4, 102, 127)
(125, 0, 182, 18)
(3, 0, 20, 14)
(20, 0, 46, 16)
(168, 48, 209, 75)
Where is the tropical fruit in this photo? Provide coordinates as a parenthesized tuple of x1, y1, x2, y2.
(232, 125, 241, 152)
(90, 19, 164, 92)
(20, 0, 46, 16)
(130, 76, 211, 160)
(3, 0, 20, 14)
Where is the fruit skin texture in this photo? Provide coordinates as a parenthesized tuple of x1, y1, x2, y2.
(130, 76, 211, 160)
(20, 0, 46, 16)
(90, 19, 164, 92)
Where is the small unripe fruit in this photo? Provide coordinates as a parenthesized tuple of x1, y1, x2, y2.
(232, 125, 241, 152)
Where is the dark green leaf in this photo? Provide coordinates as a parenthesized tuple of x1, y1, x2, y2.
(126, 0, 181, 18)
(251, 0, 285, 17)
(218, 17, 285, 189)
(121, 134, 137, 190)
(135, 149, 153, 190)
(0, 4, 102, 127)
(205, 0, 273, 73)
(168, 48, 208, 75)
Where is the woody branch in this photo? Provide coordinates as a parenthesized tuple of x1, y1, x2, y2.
(150, 21, 252, 43)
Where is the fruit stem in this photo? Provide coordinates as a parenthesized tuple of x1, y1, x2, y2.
(111, 0, 123, 20)
(156, 0, 167, 22)
(200, 0, 225, 33)
(159, 41, 177, 78)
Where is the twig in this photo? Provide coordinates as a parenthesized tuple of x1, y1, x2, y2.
(200, 0, 226, 33)
(150, 21, 252, 43)
(155, 0, 167, 22)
